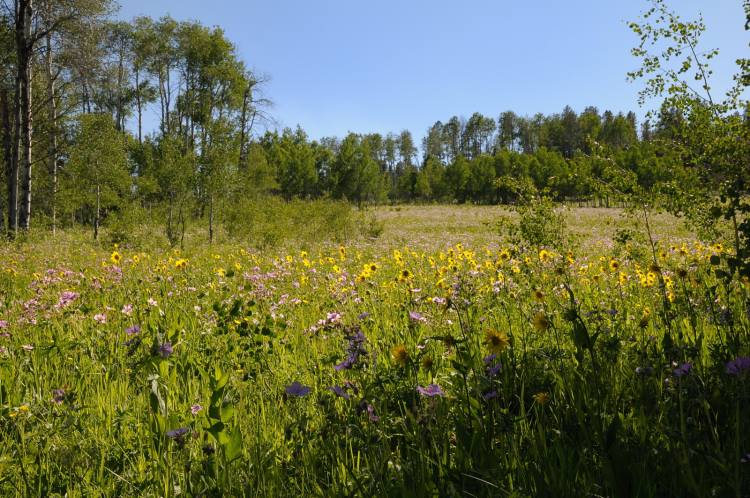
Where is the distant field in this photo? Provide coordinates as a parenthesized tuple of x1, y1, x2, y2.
(371, 204, 693, 248)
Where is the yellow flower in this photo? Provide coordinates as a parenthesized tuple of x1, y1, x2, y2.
(391, 345, 409, 367)
(533, 289, 545, 302)
(532, 311, 550, 332)
(110, 251, 122, 265)
(538, 249, 553, 263)
(175, 259, 188, 270)
(533, 392, 550, 405)
(609, 259, 619, 272)
(484, 329, 510, 354)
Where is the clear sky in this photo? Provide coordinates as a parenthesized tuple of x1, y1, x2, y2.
(117, 0, 748, 142)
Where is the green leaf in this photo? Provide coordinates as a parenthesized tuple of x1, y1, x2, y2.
(220, 403, 235, 422)
(225, 428, 243, 462)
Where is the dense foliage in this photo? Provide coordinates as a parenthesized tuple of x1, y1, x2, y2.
(0, 1, 746, 244)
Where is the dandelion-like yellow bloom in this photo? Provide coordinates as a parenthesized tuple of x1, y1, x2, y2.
(533, 311, 550, 332)
(175, 259, 188, 270)
(111, 251, 122, 265)
(533, 392, 550, 405)
(391, 345, 409, 367)
(609, 259, 620, 272)
(484, 329, 510, 354)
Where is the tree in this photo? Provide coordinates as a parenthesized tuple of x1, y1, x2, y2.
(65, 113, 128, 239)
(629, 0, 750, 275)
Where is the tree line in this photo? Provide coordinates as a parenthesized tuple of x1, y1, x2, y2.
(0, 1, 742, 243)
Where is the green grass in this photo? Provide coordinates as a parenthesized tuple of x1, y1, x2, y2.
(0, 205, 747, 497)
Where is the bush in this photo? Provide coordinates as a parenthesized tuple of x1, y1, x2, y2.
(222, 196, 372, 248)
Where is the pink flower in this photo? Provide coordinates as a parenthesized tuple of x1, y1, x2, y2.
(21, 344, 34, 351)
(147, 298, 158, 307)
(93, 313, 107, 324)
(55, 291, 79, 310)
(0, 320, 8, 329)
(121, 304, 133, 316)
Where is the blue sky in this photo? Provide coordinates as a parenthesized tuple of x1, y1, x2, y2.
(117, 0, 748, 142)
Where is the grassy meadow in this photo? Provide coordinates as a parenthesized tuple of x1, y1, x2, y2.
(0, 204, 748, 497)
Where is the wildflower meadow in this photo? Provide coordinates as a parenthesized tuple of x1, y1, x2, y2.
(0, 206, 748, 497)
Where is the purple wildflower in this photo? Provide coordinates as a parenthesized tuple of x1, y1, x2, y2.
(409, 311, 427, 323)
(191, 404, 203, 415)
(52, 388, 66, 405)
(55, 291, 79, 310)
(285, 381, 311, 397)
(125, 324, 141, 336)
(366, 404, 379, 422)
(334, 329, 367, 371)
(93, 313, 107, 324)
(484, 354, 501, 377)
(158, 342, 173, 358)
(329, 385, 350, 400)
(726, 357, 750, 376)
(482, 390, 498, 401)
(357, 312, 371, 320)
(0, 320, 7, 329)
(673, 362, 692, 377)
(166, 427, 191, 447)
(741, 453, 750, 464)
(417, 384, 445, 397)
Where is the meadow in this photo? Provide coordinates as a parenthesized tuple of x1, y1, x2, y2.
(0, 205, 748, 497)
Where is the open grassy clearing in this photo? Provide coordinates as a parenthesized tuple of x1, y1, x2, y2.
(0, 205, 747, 497)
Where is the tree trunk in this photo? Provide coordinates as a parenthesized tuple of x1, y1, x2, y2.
(135, 68, 142, 143)
(46, 26, 59, 236)
(0, 89, 10, 233)
(17, 0, 33, 231)
(208, 194, 214, 244)
(94, 183, 100, 239)
(238, 83, 250, 170)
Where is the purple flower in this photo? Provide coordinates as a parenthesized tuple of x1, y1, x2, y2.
(726, 357, 750, 376)
(285, 381, 311, 397)
(191, 404, 203, 415)
(0, 320, 8, 329)
(741, 453, 750, 464)
(409, 311, 427, 323)
(55, 291, 79, 310)
(417, 384, 445, 397)
(52, 388, 66, 405)
(334, 329, 367, 371)
(482, 390, 498, 401)
(166, 427, 191, 446)
(673, 362, 692, 377)
(158, 342, 173, 358)
(357, 312, 371, 320)
(484, 354, 501, 377)
(366, 403, 379, 422)
(329, 385, 350, 400)
(93, 313, 107, 324)
(125, 324, 141, 336)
